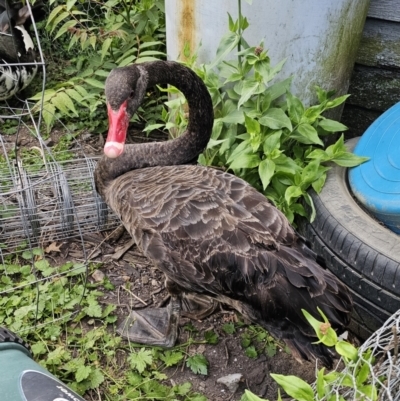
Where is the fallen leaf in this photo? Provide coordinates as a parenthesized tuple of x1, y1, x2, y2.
(45, 242, 62, 253)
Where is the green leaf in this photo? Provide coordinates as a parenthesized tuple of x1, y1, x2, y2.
(306, 148, 330, 162)
(227, 140, 252, 163)
(75, 365, 91, 382)
(301, 309, 337, 346)
(84, 300, 102, 318)
(160, 350, 184, 367)
(245, 346, 258, 358)
(315, 86, 328, 103)
(285, 186, 303, 205)
(88, 368, 104, 389)
(358, 384, 378, 401)
(312, 173, 327, 194)
(54, 20, 78, 39)
(54, 91, 78, 116)
(271, 374, 314, 401)
(128, 348, 153, 374)
(293, 124, 323, 146)
(332, 153, 369, 167)
(318, 118, 348, 132)
(221, 109, 245, 124)
(66, 0, 77, 11)
(266, 76, 292, 101)
(263, 131, 282, 155)
(230, 153, 261, 170)
(259, 159, 275, 190)
(243, 390, 266, 401)
(174, 382, 192, 395)
(222, 322, 236, 334)
(65, 88, 83, 103)
(303, 104, 324, 124)
(101, 37, 113, 61)
(238, 80, 264, 108)
(210, 31, 240, 68)
(335, 340, 358, 361)
(290, 203, 307, 217)
(46, 5, 66, 27)
(356, 362, 371, 386)
(259, 108, 292, 130)
(303, 192, 316, 222)
(300, 160, 327, 188)
(316, 368, 326, 399)
(245, 114, 260, 135)
(204, 330, 219, 345)
(325, 94, 350, 109)
(287, 92, 305, 124)
(84, 78, 105, 89)
(186, 354, 208, 375)
(31, 342, 47, 356)
(118, 55, 137, 67)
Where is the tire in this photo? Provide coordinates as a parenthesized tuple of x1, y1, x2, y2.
(298, 137, 400, 340)
(0, 327, 31, 354)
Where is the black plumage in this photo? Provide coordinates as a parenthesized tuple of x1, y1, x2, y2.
(95, 60, 353, 367)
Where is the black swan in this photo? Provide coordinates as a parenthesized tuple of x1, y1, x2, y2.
(0, 0, 45, 100)
(94, 60, 352, 367)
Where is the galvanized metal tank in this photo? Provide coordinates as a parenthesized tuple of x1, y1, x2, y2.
(166, 0, 370, 118)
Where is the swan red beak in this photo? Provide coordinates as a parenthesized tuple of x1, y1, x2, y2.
(104, 101, 129, 158)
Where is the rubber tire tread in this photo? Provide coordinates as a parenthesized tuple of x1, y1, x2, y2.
(0, 327, 31, 353)
(298, 138, 400, 339)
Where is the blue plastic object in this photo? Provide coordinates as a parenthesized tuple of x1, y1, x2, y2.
(348, 102, 400, 235)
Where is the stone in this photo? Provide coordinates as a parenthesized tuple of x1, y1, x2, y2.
(216, 373, 243, 393)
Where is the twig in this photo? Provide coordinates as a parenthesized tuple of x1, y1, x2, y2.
(224, 338, 230, 367)
(151, 286, 164, 296)
(85, 226, 130, 260)
(111, 238, 136, 260)
(120, 285, 148, 306)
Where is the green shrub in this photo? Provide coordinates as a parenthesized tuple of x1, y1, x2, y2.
(156, 14, 367, 223)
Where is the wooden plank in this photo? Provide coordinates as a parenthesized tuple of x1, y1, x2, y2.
(356, 19, 400, 68)
(345, 65, 400, 111)
(368, 0, 400, 23)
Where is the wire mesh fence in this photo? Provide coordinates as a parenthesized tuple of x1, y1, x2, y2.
(0, 0, 120, 333)
(323, 309, 400, 401)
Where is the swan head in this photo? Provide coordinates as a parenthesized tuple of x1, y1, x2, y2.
(104, 65, 148, 158)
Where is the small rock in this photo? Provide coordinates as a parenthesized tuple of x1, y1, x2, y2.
(197, 344, 206, 354)
(92, 269, 105, 282)
(151, 279, 159, 287)
(217, 373, 243, 393)
(141, 275, 149, 284)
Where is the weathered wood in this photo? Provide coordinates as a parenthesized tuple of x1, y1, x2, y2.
(342, 64, 400, 139)
(356, 19, 400, 69)
(345, 65, 400, 111)
(368, 0, 400, 23)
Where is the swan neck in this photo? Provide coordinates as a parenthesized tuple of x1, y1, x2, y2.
(95, 61, 214, 195)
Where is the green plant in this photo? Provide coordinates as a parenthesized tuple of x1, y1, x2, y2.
(240, 325, 284, 358)
(157, 15, 367, 223)
(0, 249, 208, 399)
(241, 308, 380, 401)
(32, 0, 166, 132)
